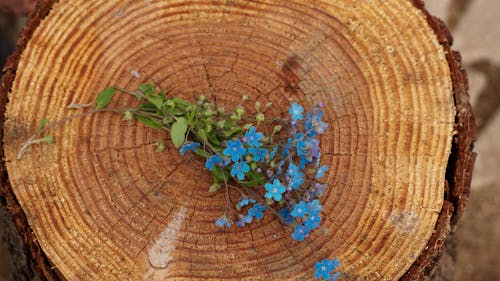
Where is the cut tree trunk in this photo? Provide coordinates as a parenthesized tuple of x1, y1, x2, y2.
(0, 0, 475, 280)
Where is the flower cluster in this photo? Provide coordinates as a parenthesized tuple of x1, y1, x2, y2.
(24, 84, 341, 280)
(178, 101, 330, 235)
(175, 100, 340, 279)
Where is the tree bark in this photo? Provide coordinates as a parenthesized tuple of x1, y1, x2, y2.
(0, 0, 475, 280)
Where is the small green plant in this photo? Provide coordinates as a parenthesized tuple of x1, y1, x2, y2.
(19, 84, 340, 280)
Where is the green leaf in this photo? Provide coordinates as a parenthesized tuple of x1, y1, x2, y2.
(37, 118, 50, 131)
(224, 126, 242, 138)
(43, 135, 54, 144)
(139, 102, 157, 110)
(194, 148, 211, 158)
(170, 117, 188, 148)
(188, 106, 197, 123)
(242, 123, 253, 130)
(212, 166, 229, 182)
(138, 84, 154, 94)
(207, 132, 221, 146)
(197, 129, 208, 143)
(170, 97, 190, 108)
(135, 115, 163, 130)
(158, 91, 167, 100)
(238, 171, 265, 187)
(144, 92, 164, 110)
(95, 87, 116, 109)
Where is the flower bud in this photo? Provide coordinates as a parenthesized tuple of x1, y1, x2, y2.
(235, 106, 245, 116)
(166, 100, 175, 107)
(256, 113, 265, 122)
(123, 110, 133, 122)
(209, 183, 221, 193)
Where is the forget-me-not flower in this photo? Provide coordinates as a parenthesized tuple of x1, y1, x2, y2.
(291, 201, 309, 219)
(315, 165, 328, 180)
(205, 154, 223, 171)
(244, 126, 264, 147)
(279, 207, 294, 225)
(180, 142, 200, 155)
(291, 224, 310, 241)
(237, 197, 256, 208)
(304, 213, 321, 229)
(215, 216, 231, 228)
(248, 147, 268, 162)
(223, 139, 247, 162)
(231, 161, 250, 180)
(264, 179, 286, 201)
(307, 199, 323, 215)
(289, 102, 304, 121)
(236, 215, 253, 227)
(248, 203, 267, 220)
(314, 259, 340, 280)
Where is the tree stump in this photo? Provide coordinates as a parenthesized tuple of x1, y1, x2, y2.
(0, 0, 475, 280)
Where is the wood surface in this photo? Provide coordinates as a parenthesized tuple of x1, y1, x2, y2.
(0, 0, 475, 280)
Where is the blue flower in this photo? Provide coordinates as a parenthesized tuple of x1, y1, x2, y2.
(294, 132, 305, 142)
(281, 143, 292, 158)
(223, 139, 247, 162)
(264, 179, 286, 201)
(289, 102, 304, 121)
(312, 110, 327, 133)
(248, 203, 268, 220)
(215, 216, 231, 228)
(288, 174, 304, 190)
(306, 108, 328, 137)
(231, 161, 250, 180)
(314, 107, 325, 119)
(305, 112, 314, 132)
(314, 120, 328, 135)
(248, 147, 268, 162)
(307, 199, 323, 214)
(304, 213, 321, 229)
(236, 215, 253, 227)
(314, 183, 327, 196)
(237, 197, 256, 208)
(286, 163, 301, 178)
(269, 146, 278, 160)
(205, 154, 223, 171)
(276, 160, 285, 176)
(286, 163, 304, 182)
(279, 207, 294, 225)
(296, 139, 307, 158)
(180, 142, 200, 155)
(244, 126, 264, 147)
(291, 224, 310, 241)
(315, 165, 328, 179)
(311, 140, 321, 159)
(291, 201, 309, 219)
(314, 259, 340, 280)
(298, 156, 309, 170)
